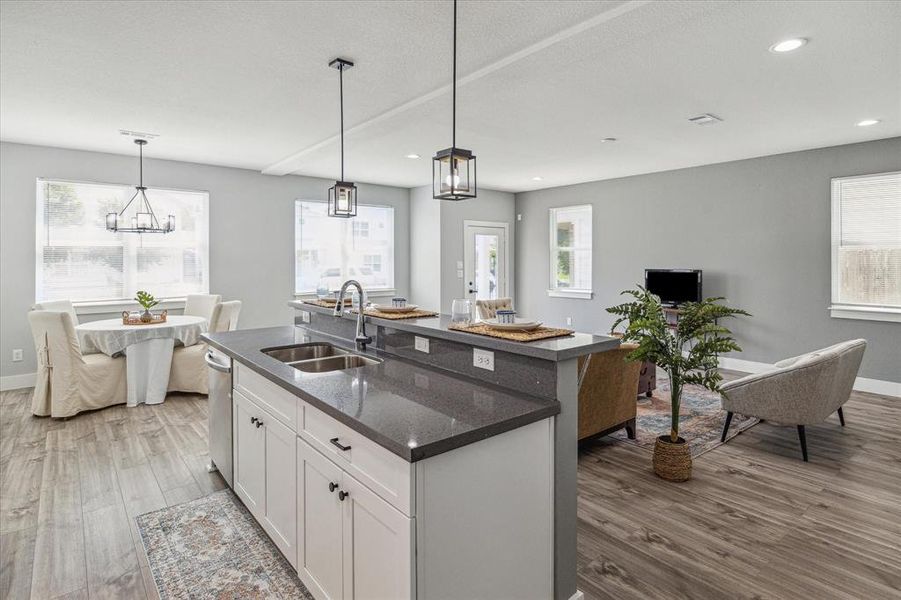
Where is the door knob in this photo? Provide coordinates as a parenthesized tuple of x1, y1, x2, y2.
(255, 420, 263, 428)
(250, 417, 258, 424)
(328, 482, 338, 493)
(338, 490, 350, 501)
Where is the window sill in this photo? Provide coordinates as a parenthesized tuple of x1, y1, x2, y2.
(73, 297, 187, 315)
(294, 289, 397, 300)
(829, 305, 901, 323)
(547, 289, 593, 300)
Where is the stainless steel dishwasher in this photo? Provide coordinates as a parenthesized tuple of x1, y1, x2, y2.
(204, 348, 233, 487)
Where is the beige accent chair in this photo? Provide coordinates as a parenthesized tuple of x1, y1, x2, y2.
(475, 297, 513, 320)
(720, 339, 866, 461)
(578, 342, 641, 442)
(28, 310, 127, 418)
(169, 300, 241, 394)
(184, 293, 222, 323)
(33, 299, 79, 326)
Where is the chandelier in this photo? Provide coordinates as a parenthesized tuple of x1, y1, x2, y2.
(106, 139, 175, 233)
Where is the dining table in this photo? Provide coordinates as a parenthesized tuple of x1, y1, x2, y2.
(75, 315, 208, 406)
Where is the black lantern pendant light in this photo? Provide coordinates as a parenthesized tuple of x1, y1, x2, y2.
(328, 57, 357, 218)
(106, 139, 175, 233)
(433, 0, 476, 200)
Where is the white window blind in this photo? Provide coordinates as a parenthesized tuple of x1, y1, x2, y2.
(36, 179, 209, 303)
(831, 171, 901, 321)
(295, 201, 395, 294)
(549, 205, 593, 298)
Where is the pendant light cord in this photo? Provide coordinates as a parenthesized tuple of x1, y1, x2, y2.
(452, 0, 457, 151)
(339, 63, 345, 182)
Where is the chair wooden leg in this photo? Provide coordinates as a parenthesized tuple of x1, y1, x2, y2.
(721, 411, 734, 443)
(797, 425, 808, 462)
(837, 407, 845, 427)
(625, 418, 636, 440)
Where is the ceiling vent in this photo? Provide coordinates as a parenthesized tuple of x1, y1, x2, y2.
(688, 114, 723, 126)
(119, 129, 159, 139)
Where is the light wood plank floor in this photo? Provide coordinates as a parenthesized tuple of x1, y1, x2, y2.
(1, 380, 898, 599)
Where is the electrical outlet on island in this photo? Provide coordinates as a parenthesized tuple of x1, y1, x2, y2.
(473, 348, 495, 371)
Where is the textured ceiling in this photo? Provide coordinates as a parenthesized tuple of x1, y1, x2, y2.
(1, 0, 899, 192)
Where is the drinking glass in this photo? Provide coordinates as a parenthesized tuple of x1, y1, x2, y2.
(451, 299, 473, 324)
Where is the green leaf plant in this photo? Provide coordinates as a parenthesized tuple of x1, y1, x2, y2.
(134, 290, 160, 311)
(607, 286, 750, 443)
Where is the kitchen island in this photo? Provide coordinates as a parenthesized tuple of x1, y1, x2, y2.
(204, 304, 619, 600)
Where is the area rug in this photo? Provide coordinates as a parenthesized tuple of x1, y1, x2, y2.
(609, 380, 759, 457)
(137, 489, 313, 600)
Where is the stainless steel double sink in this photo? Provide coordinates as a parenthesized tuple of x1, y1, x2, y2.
(262, 342, 382, 373)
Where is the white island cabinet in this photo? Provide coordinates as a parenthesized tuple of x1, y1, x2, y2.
(230, 360, 554, 600)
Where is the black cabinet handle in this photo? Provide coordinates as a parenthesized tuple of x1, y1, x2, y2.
(338, 490, 349, 501)
(250, 417, 258, 424)
(328, 482, 338, 493)
(330, 437, 351, 451)
(255, 420, 263, 428)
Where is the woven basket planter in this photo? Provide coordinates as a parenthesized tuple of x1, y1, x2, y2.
(653, 435, 692, 482)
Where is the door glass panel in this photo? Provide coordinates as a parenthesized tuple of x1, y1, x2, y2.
(473, 233, 499, 300)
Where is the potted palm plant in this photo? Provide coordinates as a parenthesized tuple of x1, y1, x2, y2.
(135, 290, 160, 323)
(607, 287, 749, 482)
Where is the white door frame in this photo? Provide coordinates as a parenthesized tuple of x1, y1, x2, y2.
(463, 220, 511, 302)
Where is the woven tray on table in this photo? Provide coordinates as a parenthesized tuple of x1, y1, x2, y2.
(358, 308, 439, 320)
(300, 299, 351, 309)
(448, 322, 574, 342)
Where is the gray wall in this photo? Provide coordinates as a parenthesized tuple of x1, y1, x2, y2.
(409, 185, 516, 314)
(0, 141, 410, 379)
(514, 137, 901, 383)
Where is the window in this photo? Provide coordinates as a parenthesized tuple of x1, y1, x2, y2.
(548, 205, 592, 299)
(295, 201, 394, 294)
(830, 171, 901, 322)
(36, 179, 209, 303)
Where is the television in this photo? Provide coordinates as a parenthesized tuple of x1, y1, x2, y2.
(644, 269, 702, 307)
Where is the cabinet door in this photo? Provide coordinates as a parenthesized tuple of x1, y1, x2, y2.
(298, 438, 345, 600)
(342, 472, 414, 600)
(263, 414, 297, 567)
(233, 390, 265, 516)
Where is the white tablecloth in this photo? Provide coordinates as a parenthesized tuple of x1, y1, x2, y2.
(76, 316, 207, 406)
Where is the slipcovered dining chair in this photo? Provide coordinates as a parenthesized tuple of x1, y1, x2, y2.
(169, 300, 242, 394)
(32, 299, 79, 326)
(475, 297, 513, 320)
(28, 310, 127, 418)
(720, 339, 866, 461)
(183, 293, 222, 323)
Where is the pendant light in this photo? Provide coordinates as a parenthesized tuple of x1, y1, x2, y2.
(328, 57, 357, 218)
(433, 0, 476, 201)
(106, 139, 175, 233)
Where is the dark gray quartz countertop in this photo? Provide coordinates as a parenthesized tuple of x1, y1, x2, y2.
(203, 326, 560, 462)
(289, 300, 620, 361)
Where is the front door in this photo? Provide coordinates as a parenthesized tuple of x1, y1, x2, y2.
(463, 222, 508, 302)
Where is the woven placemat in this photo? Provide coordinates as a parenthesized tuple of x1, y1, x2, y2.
(448, 322, 574, 342)
(300, 299, 351, 308)
(357, 308, 439, 320)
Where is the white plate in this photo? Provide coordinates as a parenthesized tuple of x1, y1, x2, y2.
(483, 318, 543, 331)
(370, 304, 419, 313)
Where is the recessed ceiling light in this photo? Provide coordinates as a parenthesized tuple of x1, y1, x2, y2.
(404, 153, 421, 159)
(856, 119, 880, 127)
(531, 176, 544, 181)
(769, 38, 808, 53)
(600, 137, 617, 143)
(688, 114, 723, 126)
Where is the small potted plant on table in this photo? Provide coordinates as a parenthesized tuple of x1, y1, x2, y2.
(135, 290, 160, 323)
(607, 287, 748, 482)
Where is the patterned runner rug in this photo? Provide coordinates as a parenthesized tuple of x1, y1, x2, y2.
(137, 489, 313, 599)
(609, 380, 759, 457)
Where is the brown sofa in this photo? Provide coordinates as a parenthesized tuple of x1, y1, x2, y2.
(578, 342, 641, 442)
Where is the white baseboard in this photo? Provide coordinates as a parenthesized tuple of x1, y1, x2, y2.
(0, 372, 36, 391)
(717, 356, 900, 398)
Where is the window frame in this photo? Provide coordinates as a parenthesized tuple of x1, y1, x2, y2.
(294, 199, 396, 297)
(35, 177, 210, 309)
(547, 204, 593, 299)
(829, 171, 901, 323)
